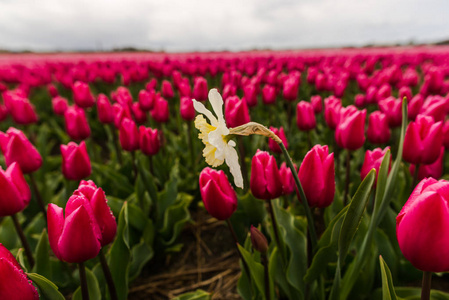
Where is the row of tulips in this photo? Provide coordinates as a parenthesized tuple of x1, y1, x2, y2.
(0, 47, 449, 299)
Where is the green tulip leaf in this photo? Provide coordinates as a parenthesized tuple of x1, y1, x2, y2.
(379, 255, 398, 300)
(72, 268, 102, 300)
(27, 273, 65, 300)
(33, 229, 51, 279)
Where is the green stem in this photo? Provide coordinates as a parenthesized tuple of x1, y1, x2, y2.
(262, 252, 270, 300)
(130, 151, 138, 182)
(99, 249, 118, 300)
(411, 163, 420, 192)
(421, 271, 432, 300)
(267, 200, 286, 264)
(28, 173, 47, 222)
(78, 262, 90, 300)
(11, 214, 34, 268)
(278, 142, 317, 250)
(225, 219, 252, 286)
(148, 155, 154, 176)
(109, 124, 122, 165)
(237, 136, 249, 192)
(344, 150, 351, 206)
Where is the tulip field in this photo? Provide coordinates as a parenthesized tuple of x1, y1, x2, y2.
(1, 46, 449, 300)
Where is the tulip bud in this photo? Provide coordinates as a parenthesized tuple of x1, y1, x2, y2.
(161, 80, 174, 99)
(139, 126, 160, 156)
(96, 94, 114, 124)
(193, 77, 208, 102)
(262, 84, 276, 105)
(0, 127, 42, 174)
(324, 96, 342, 130)
(243, 84, 258, 107)
(72, 81, 95, 108)
(0, 162, 31, 217)
(403, 115, 443, 165)
(47, 196, 101, 263)
(268, 126, 288, 154)
(283, 76, 300, 101)
(113, 103, 132, 129)
(7, 96, 38, 125)
(61, 141, 91, 181)
(298, 145, 335, 208)
(119, 118, 139, 152)
(279, 162, 295, 195)
(47, 84, 59, 97)
(366, 111, 391, 144)
(75, 180, 117, 246)
(408, 95, 423, 121)
(138, 90, 155, 111)
(52, 96, 68, 116)
(225, 96, 250, 128)
(361, 147, 391, 184)
(399, 86, 412, 101)
(296, 101, 316, 131)
(64, 105, 91, 141)
(179, 96, 195, 121)
(378, 97, 402, 128)
(311, 95, 322, 113)
(250, 150, 283, 200)
(396, 178, 449, 272)
(0, 243, 39, 299)
(376, 84, 391, 102)
(250, 225, 268, 253)
(420, 95, 448, 123)
(131, 102, 147, 124)
(409, 147, 444, 181)
(145, 78, 157, 91)
(199, 167, 238, 220)
(365, 86, 377, 105)
(335, 106, 366, 150)
(354, 94, 366, 108)
(178, 81, 191, 98)
(151, 96, 169, 123)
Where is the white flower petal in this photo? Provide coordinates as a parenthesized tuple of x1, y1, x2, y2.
(224, 144, 244, 189)
(192, 99, 218, 126)
(208, 89, 226, 126)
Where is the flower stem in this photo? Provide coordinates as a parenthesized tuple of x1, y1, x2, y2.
(99, 249, 118, 300)
(278, 142, 317, 250)
(344, 150, 351, 206)
(225, 219, 252, 285)
(109, 124, 122, 165)
(11, 214, 34, 268)
(261, 251, 270, 300)
(421, 271, 432, 300)
(78, 262, 90, 300)
(148, 155, 154, 176)
(411, 163, 420, 192)
(130, 151, 138, 182)
(28, 173, 47, 222)
(267, 200, 286, 264)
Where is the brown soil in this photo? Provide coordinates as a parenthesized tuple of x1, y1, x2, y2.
(128, 211, 242, 299)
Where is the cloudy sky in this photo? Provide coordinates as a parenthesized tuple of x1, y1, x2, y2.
(0, 0, 448, 52)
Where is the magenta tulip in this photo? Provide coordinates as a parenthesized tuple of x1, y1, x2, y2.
(410, 147, 444, 181)
(250, 150, 283, 200)
(52, 96, 69, 116)
(279, 162, 295, 196)
(298, 145, 335, 208)
(0, 162, 31, 217)
(61, 141, 91, 181)
(403, 115, 443, 165)
(151, 96, 169, 123)
(360, 147, 391, 184)
(193, 77, 208, 102)
(268, 126, 288, 154)
(262, 85, 276, 105)
(161, 80, 174, 99)
(180, 96, 195, 121)
(119, 118, 139, 152)
(199, 167, 237, 220)
(366, 111, 391, 144)
(379, 97, 402, 128)
(97, 94, 114, 124)
(0, 127, 42, 174)
(396, 178, 449, 272)
(139, 126, 160, 156)
(64, 105, 91, 141)
(138, 90, 155, 111)
(324, 96, 342, 130)
(0, 243, 39, 299)
(335, 106, 366, 150)
(296, 100, 316, 131)
(225, 95, 250, 128)
(72, 81, 95, 108)
(311, 95, 322, 114)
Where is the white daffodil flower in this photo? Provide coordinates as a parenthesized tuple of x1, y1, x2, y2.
(192, 89, 244, 189)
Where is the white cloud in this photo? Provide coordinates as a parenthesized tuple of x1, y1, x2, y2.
(0, 0, 448, 51)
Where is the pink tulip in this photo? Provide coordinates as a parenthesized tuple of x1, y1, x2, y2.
(378, 97, 402, 128)
(324, 96, 341, 130)
(119, 118, 139, 152)
(296, 101, 316, 131)
(74, 180, 117, 246)
(360, 147, 391, 184)
(64, 105, 91, 140)
(311, 95, 322, 113)
(268, 126, 288, 154)
(366, 111, 391, 144)
(0, 127, 42, 173)
(199, 167, 237, 220)
(180, 96, 195, 121)
(0, 162, 31, 217)
(396, 178, 449, 272)
(262, 85, 276, 105)
(72, 81, 95, 108)
(250, 150, 283, 200)
(335, 106, 366, 150)
(138, 90, 155, 111)
(97, 94, 114, 124)
(279, 162, 295, 195)
(139, 126, 160, 156)
(298, 145, 335, 208)
(408, 95, 423, 121)
(52, 96, 69, 116)
(0, 243, 39, 299)
(131, 102, 147, 124)
(403, 115, 443, 165)
(61, 141, 91, 181)
(225, 96, 250, 128)
(161, 80, 174, 99)
(151, 96, 169, 123)
(193, 77, 208, 102)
